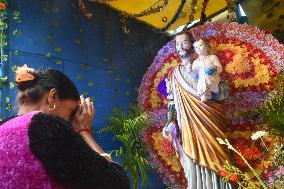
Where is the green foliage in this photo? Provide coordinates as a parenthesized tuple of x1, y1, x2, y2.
(0, 76, 7, 88)
(9, 82, 14, 89)
(5, 97, 11, 111)
(13, 10, 21, 23)
(221, 161, 259, 189)
(11, 65, 19, 72)
(247, 74, 284, 137)
(12, 29, 21, 36)
(101, 105, 150, 189)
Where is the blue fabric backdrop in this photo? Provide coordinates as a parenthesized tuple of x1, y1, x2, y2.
(0, 0, 170, 188)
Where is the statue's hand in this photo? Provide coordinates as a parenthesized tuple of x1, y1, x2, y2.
(162, 122, 177, 139)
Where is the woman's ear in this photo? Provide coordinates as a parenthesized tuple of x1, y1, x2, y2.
(47, 88, 57, 107)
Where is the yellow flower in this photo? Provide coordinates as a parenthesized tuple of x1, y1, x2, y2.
(151, 131, 182, 172)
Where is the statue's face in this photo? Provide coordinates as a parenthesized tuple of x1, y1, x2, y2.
(175, 33, 191, 57)
(193, 39, 208, 56)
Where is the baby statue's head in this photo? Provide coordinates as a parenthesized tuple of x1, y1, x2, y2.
(193, 39, 209, 56)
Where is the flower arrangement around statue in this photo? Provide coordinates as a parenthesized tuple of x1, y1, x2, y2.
(138, 22, 284, 189)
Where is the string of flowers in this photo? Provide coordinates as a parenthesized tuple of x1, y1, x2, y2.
(80, 0, 168, 20)
(183, 0, 197, 30)
(199, 0, 210, 24)
(225, 0, 237, 13)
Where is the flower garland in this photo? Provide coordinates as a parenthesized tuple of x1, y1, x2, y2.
(187, 0, 198, 26)
(199, 0, 209, 24)
(138, 22, 284, 188)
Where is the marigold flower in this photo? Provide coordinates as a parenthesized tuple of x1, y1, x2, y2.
(229, 173, 238, 182)
(220, 169, 227, 177)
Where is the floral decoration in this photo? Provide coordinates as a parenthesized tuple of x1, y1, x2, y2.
(138, 22, 284, 188)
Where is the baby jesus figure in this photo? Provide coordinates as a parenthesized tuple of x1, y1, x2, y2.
(191, 39, 223, 102)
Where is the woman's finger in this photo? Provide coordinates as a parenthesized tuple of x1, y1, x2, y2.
(91, 101, 95, 118)
(81, 96, 87, 114)
(86, 98, 92, 116)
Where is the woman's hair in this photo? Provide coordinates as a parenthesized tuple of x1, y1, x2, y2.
(16, 68, 80, 105)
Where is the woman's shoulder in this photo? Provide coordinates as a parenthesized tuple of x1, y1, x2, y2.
(0, 111, 40, 129)
(0, 115, 18, 126)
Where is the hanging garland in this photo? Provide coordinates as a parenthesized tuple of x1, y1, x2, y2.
(79, 0, 186, 33)
(155, 0, 187, 32)
(225, 0, 237, 13)
(199, 0, 210, 24)
(182, 0, 198, 29)
(79, 0, 168, 20)
(131, 0, 169, 18)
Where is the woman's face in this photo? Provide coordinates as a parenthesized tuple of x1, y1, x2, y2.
(40, 89, 79, 122)
(51, 99, 79, 122)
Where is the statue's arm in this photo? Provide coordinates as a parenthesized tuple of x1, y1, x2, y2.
(212, 55, 223, 73)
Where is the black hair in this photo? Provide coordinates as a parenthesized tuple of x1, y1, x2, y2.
(16, 68, 80, 105)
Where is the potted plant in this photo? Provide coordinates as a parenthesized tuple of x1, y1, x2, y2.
(101, 105, 150, 189)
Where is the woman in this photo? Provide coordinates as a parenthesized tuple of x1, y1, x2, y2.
(0, 65, 130, 189)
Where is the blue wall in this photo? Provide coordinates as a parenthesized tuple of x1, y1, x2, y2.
(0, 0, 169, 188)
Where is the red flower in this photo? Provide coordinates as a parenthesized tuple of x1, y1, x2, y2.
(0, 2, 6, 11)
(229, 173, 238, 182)
(220, 169, 227, 177)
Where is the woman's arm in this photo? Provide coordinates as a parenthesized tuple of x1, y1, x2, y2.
(28, 112, 130, 189)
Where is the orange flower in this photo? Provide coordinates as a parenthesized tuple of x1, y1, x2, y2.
(0, 2, 6, 11)
(229, 173, 238, 182)
(220, 169, 227, 177)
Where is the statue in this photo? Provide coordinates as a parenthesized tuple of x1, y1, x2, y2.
(163, 32, 232, 189)
(192, 39, 223, 102)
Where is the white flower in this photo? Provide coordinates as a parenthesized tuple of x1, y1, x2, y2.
(216, 137, 226, 145)
(251, 131, 268, 141)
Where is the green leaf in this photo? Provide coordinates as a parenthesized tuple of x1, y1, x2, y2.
(88, 80, 94, 87)
(55, 60, 63, 65)
(0, 33, 7, 39)
(47, 35, 54, 42)
(125, 79, 131, 84)
(0, 41, 8, 47)
(11, 65, 18, 72)
(13, 11, 20, 17)
(0, 21, 8, 30)
(0, 54, 7, 61)
(52, 21, 59, 27)
(14, 50, 20, 56)
(52, 7, 60, 14)
(74, 39, 81, 44)
(9, 82, 14, 89)
(125, 91, 131, 96)
(82, 92, 88, 97)
(12, 30, 22, 36)
(100, 105, 149, 186)
(76, 75, 84, 81)
(45, 53, 52, 59)
(0, 76, 7, 84)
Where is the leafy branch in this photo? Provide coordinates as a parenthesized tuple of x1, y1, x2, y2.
(100, 105, 150, 189)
